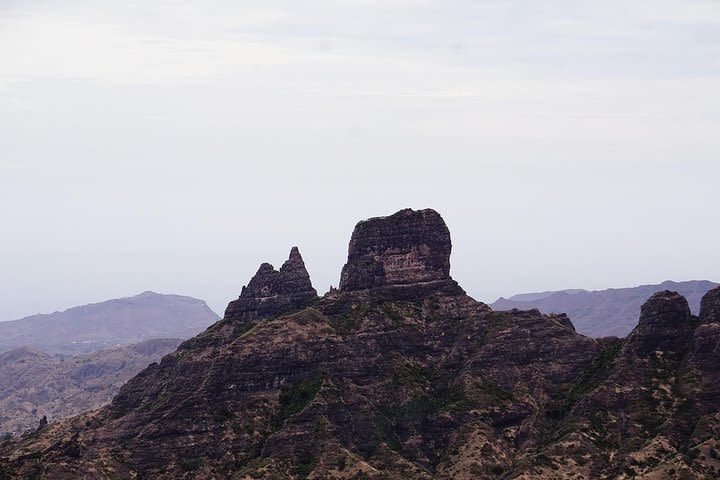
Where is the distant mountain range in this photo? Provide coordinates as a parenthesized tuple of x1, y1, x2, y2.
(0, 339, 183, 434)
(491, 280, 718, 337)
(0, 292, 219, 354)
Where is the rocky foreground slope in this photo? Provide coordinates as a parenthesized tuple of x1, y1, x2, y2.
(491, 280, 718, 338)
(0, 339, 183, 434)
(1, 208, 719, 479)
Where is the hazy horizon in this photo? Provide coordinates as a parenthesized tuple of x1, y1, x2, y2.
(2, 1, 719, 321)
(3, 277, 719, 323)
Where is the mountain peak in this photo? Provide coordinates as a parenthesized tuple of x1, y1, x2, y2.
(700, 285, 720, 324)
(623, 290, 693, 355)
(339, 208, 453, 292)
(224, 247, 318, 322)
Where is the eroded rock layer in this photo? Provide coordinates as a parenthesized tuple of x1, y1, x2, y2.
(2, 209, 719, 480)
(339, 208, 453, 291)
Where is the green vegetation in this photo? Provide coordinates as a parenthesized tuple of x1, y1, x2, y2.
(334, 455, 348, 471)
(290, 451, 317, 479)
(271, 374, 325, 429)
(239, 322, 264, 339)
(391, 362, 431, 387)
(179, 456, 204, 472)
(329, 303, 370, 336)
(547, 339, 623, 421)
(290, 308, 325, 326)
(427, 295, 442, 312)
(141, 392, 171, 412)
(474, 377, 514, 402)
(376, 370, 472, 455)
(535, 453, 556, 469)
(233, 321, 256, 337)
(379, 302, 420, 324)
(213, 405, 235, 422)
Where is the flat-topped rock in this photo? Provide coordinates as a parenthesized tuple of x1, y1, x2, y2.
(224, 247, 318, 321)
(339, 208, 452, 291)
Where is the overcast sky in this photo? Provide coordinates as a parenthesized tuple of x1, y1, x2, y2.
(1, 0, 719, 320)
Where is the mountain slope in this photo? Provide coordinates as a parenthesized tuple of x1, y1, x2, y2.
(0, 292, 219, 354)
(1, 208, 718, 479)
(491, 280, 718, 337)
(0, 339, 184, 434)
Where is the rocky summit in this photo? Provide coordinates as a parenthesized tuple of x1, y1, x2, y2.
(1, 209, 719, 479)
(224, 247, 318, 322)
(339, 209, 464, 301)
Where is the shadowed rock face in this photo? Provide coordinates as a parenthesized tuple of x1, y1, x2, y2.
(339, 208, 452, 291)
(224, 247, 318, 321)
(699, 285, 720, 324)
(623, 290, 693, 356)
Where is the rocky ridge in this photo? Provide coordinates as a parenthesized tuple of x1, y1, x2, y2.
(491, 280, 718, 338)
(1, 209, 719, 479)
(0, 292, 219, 354)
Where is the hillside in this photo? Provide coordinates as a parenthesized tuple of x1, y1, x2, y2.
(0, 339, 183, 434)
(491, 280, 718, 337)
(0, 292, 219, 354)
(1, 208, 718, 479)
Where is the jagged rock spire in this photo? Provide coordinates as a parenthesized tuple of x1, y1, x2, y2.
(224, 247, 318, 322)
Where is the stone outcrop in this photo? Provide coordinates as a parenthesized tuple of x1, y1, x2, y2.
(622, 290, 693, 356)
(682, 286, 720, 422)
(339, 208, 453, 292)
(224, 247, 318, 322)
(3, 210, 720, 480)
(699, 285, 720, 324)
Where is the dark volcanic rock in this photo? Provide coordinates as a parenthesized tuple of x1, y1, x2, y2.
(224, 247, 318, 322)
(622, 290, 693, 356)
(339, 208, 453, 291)
(681, 286, 720, 419)
(699, 285, 720, 324)
(3, 211, 720, 480)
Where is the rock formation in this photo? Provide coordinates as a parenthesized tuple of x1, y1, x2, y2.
(622, 290, 694, 356)
(2, 209, 719, 479)
(699, 285, 720, 324)
(490, 280, 718, 338)
(338, 208, 464, 301)
(224, 247, 318, 321)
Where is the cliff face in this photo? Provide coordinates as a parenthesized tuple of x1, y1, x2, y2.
(339, 209, 453, 291)
(2, 209, 719, 480)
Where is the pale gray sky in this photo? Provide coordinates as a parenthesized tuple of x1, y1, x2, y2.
(1, 0, 719, 320)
